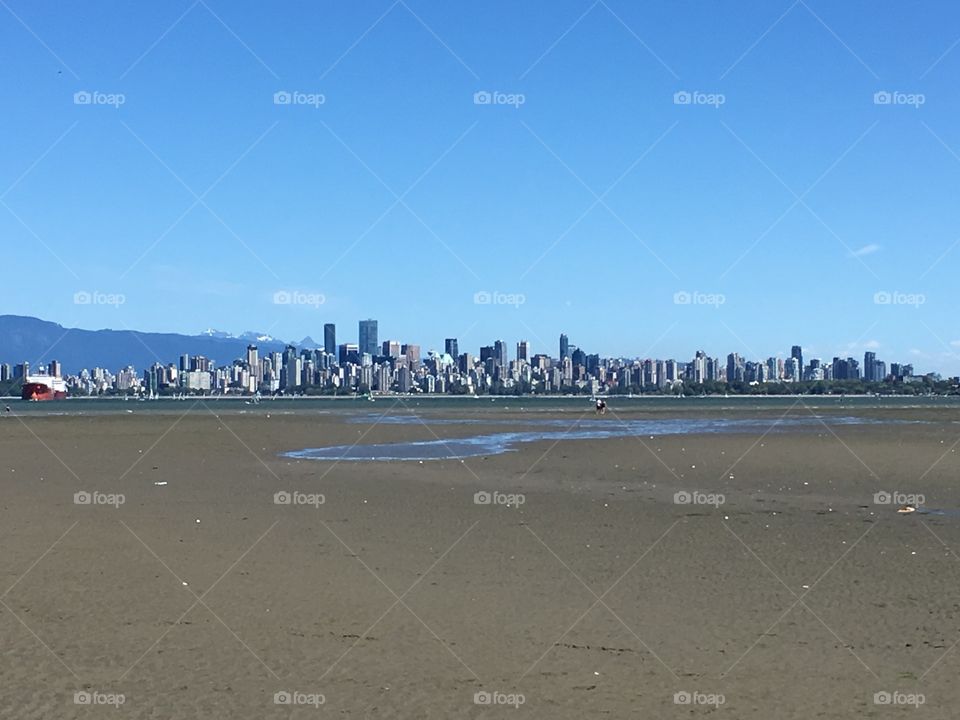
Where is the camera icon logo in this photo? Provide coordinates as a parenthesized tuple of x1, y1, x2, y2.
(274, 690, 292, 704)
(473, 91, 492, 105)
(273, 91, 292, 105)
(673, 90, 691, 105)
(673, 491, 691, 505)
(273, 290, 292, 305)
(873, 91, 892, 105)
(74, 691, 92, 705)
(73, 290, 92, 305)
(873, 491, 892, 505)
(474, 491, 492, 505)
(74, 491, 92, 505)
(474, 691, 492, 705)
(674, 690, 692, 704)
(74, 90, 92, 105)
(473, 290, 492, 305)
(274, 491, 292, 505)
(874, 691, 892, 705)
(673, 290, 691, 305)
(873, 290, 891, 305)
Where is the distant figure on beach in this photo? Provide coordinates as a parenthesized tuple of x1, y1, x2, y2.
(595, 398, 607, 415)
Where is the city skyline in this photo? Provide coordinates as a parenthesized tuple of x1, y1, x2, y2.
(2, 312, 944, 398)
(2, 3, 960, 374)
(0, 311, 943, 380)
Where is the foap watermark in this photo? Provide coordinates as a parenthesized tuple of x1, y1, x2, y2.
(674, 90, 725, 108)
(873, 690, 925, 708)
(873, 290, 925, 308)
(273, 290, 325, 308)
(74, 490, 125, 508)
(873, 90, 925, 108)
(474, 490, 525, 508)
(274, 490, 325, 508)
(74, 90, 125, 108)
(274, 690, 325, 707)
(673, 290, 725, 308)
(674, 490, 725, 508)
(474, 90, 525, 108)
(474, 690, 525, 708)
(74, 690, 125, 707)
(874, 491, 925, 507)
(674, 690, 725, 708)
(273, 90, 326, 108)
(473, 290, 526, 308)
(74, 290, 126, 307)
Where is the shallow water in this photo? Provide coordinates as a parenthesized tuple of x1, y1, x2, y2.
(284, 415, 902, 461)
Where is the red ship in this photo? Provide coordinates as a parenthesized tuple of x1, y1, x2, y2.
(21, 375, 68, 401)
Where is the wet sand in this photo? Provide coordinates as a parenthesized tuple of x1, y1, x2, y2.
(1, 405, 959, 718)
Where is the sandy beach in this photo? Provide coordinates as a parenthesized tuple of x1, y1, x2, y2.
(2, 403, 959, 718)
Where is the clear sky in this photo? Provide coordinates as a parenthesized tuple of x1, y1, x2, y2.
(3, 1, 959, 373)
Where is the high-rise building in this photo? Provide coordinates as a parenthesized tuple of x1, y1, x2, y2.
(359, 319, 378, 357)
(559, 334, 569, 360)
(339, 343, 359, 365)
(48, 360, 61, 378)
(383, 340, 401, 358)
(517, 340, 530, 363)
(324, 323, 336, 355)
(444, 338, 458, 359)
(785, 357, 800, 382)
(864, 351, 877, 382)
(494, 340, 507, 367)
(791, 346, 803, 377)
(402, 344, 421, 366)
(766, 357, 779, 382)
(726, 353, 744, 383)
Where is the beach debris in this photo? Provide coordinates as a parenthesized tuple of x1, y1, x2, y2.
(897, 505, 917, 514)
(154, 481, 168, 486)
(195, 518, 201, 524)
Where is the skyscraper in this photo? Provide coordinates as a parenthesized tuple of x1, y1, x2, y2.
(791, 346, 803, 377)
(560, 334, 569, 360)
(517, 340, 530, 363)
(494, 340, 507, 367)
(445, 338, 458, 359)
(383, 340, 401, 358)
(864, 351, 877, 382)
(324, 323, 336, 355)
(359, 319, 378, 357)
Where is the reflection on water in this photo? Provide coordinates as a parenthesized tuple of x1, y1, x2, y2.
(285, 415, 899, 462)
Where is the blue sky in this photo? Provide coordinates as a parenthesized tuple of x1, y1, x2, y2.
(2, 1, 960, 373)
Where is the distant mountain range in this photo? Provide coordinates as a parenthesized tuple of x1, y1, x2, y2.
(0, 315, 314, 373)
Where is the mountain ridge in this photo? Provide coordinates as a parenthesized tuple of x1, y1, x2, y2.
(0, 315, 296, 373)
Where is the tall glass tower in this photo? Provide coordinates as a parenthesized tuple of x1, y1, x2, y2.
(359, 319, 378, 357)
(323, 323, 336, 355)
